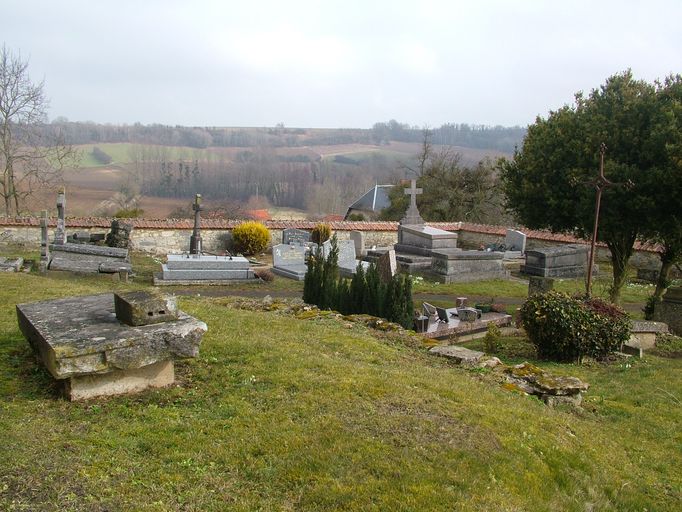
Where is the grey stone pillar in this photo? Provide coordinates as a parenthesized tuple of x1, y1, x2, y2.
(189, 193, 203, 255)
(54, 188, 66, 245)
(40, 210, 50, 273)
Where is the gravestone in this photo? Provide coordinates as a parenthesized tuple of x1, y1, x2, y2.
(323, 239, 368, 277)
(504, 229, 527, 258)
(17, 292, 207, 400)
(400, 179, 424, 226)
(282, 228, 311, 246)
(49, 243, 132, 274)
(350, 230, 365, 257)
(528, 276, 554, 295)
(54, 188, 66, 245)
(376, 249, 397, 283)
(271, 243, 309, 281)
(106, 219, 133, 249)
(521, 244, 589, 278)
(653, 286, 682, 335)
(0, 257, 23, 272)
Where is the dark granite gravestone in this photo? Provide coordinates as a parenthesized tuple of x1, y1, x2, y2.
(17, 292, 207, 400)
(282, 228, 311, 246)
(521, 244, 589, 278)
(271, 243, 309, 281)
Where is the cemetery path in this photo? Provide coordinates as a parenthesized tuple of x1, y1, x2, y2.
(172, 288, 644, 313)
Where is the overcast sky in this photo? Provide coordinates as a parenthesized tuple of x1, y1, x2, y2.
(4, 0, 681, 128)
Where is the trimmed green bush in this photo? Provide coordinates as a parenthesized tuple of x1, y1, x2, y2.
(311, 223, 332, 245)
(232, 221, 270, 256)
(520, 291, 631, 362)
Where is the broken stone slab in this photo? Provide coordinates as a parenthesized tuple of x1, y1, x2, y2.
(0, 257, 23, 272)
(50, 242, 129, 259)
(504, 363, 588, 405)
(17, 293, 207, 400)
(114, 291, 179, 326)
(429, 345, 484, 365)
(98, 261, 133, 274)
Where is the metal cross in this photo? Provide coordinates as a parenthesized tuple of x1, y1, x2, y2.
(404, 179, 423, 210)
(583, 143, 630, 297)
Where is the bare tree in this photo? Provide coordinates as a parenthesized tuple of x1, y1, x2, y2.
(0, 45, 77, 215)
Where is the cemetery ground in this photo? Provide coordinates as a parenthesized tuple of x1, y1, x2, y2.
(0, 248, 680, 510)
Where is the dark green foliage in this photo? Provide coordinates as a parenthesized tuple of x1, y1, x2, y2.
(483, 322, 501, 354)
(311, 223, 332, 245)
(520, 291, 631, 362)
(113, 207, 144, 218)
(501, 71, 682, 303)
(302, 244, 414, 329)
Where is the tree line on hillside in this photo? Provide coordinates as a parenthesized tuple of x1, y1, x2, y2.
(38, 119, 525, 152)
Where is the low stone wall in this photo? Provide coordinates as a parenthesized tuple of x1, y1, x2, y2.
(0, 217, 661, 268)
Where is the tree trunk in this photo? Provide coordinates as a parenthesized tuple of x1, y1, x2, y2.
(607, 234, 636, 304)
(654, 246, 680, 302)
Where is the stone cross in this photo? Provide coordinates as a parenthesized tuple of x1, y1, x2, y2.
(40, 210, 50, 272)
(189, 193, 203, 255)
(54, 187, 66, 245)
(400, 179, 424, 225)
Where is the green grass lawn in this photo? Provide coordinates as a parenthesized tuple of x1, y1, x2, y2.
(1, 265, 680, 510)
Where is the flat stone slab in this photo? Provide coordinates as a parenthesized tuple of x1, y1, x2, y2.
(50, 243, 129, 259)
(17, 293, 207, 380)
(161, 264, 255, 280)
(420, 310, 512, 340)
(429, 345, 484, 365)
(271, 264, 308, 281)
(153, 274, 260, 286)
(165, 254, 251, 270)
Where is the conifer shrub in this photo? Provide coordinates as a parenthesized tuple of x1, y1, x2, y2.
(231, 221, 270, 255)
(520, 291, 631, 362)
(483, 322, 501, 353)
(311, 223, 332, 245)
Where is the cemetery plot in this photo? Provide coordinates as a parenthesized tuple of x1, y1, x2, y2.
(271, 243, 309, 281)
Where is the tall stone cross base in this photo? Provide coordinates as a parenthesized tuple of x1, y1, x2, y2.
(40, 210, 50, 273)
(54, 189, 66, 245)
(189, 193, 203, 255)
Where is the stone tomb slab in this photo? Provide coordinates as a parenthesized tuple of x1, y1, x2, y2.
(521, 244, 589, 278)
(17, 293, 207, 400)
(431, 250, 507, 282)
(48, 242, 131, 274)
(396, 224, 459, 256)
(156, 254, 256, 283)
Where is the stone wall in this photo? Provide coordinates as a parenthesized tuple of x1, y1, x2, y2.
(0, 217, 661, 268)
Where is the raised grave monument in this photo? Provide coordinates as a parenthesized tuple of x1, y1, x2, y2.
(44, 191, 133, 277)
(271, 243, 310, 281)
(521, 244, 589, 278)
(155, 193, 257, 285)
(17, 290, 207, 400)
(430, 250, 507, 283)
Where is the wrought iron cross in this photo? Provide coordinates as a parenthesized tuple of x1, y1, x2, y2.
(583, 143, 630, 296)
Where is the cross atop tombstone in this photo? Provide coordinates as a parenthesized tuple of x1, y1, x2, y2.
(400, 179, 424, 225)
(189, 193, 203, 255)
(54, 187, 66, 245)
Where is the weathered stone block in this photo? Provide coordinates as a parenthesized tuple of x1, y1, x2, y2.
(16, 293, 206, 382)
(528, 276, 554, 296)
(429, 345, 484, 365)
(114, 290, 179, 326)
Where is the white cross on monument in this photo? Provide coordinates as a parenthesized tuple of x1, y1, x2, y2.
(404, 179, 422, 209)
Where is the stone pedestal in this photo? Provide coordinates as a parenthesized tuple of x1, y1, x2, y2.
(17, 293, 207, 400)
(395, 224, 459, 257)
